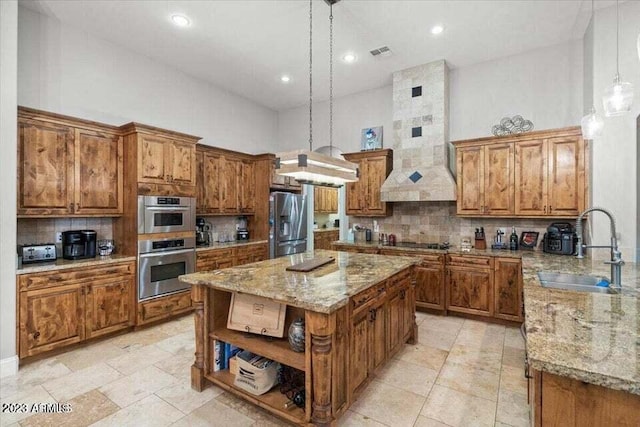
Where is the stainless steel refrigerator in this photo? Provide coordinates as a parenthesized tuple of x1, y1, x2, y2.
(269, 192, 308, 258)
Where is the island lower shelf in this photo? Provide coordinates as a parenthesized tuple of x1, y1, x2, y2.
(205, 368, 306, 424)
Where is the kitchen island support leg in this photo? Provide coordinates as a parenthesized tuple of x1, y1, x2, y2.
(191, 284, 206, 392)
(307, 311, 337, 426)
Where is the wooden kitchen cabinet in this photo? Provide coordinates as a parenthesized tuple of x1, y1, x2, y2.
(415, 254, 446, 311)
(529, 370, 640, 427)
(120, 122, 200, 198)
(270, 156, 302, 191)
(343, 149, 393, 217)
(456, 143, 514, 215)
(17, 260, 136, 358)
(446, 255, 494, 317)
(196, 243, 269, 272)
(314, 187, 338, 213)
(387, 275, 413, 357)
(196, 146, 257, 215)
(494, 257, 523, 321)
(515, 135, 585, 216)
(17, 107, 124, 217)
(453, 127, 586, 218)
(137, 135, 196, 187)
(19, 284, 85, 358)
(314, 229, 340, 250)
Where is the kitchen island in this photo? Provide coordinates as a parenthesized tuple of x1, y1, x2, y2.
(179, 249, 418, 426)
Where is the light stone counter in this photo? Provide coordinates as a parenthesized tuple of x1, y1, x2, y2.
(332, 240, 640, 394)
(195, 239, 268, 252)
(179, 249, 417, 314)
(16, 254, 137, 275)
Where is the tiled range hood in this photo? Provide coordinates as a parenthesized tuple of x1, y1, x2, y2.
(380, 60, 456, 202)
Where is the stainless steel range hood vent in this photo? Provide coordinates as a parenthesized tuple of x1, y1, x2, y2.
(380, 60, 456, 202)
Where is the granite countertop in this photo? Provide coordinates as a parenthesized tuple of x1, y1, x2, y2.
(16, 254, 137, 275)
(332, 240, 522, 258)
(195, 239, 268, 252)
(314, 227, 340, 233)
(520, 252, 640, 395)
(179, 249, 417, 314)
(333, 240, 640, 394)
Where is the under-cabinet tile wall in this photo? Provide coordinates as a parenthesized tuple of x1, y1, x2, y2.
(17, 218, 114, 245)
(350, 202, 552, 248)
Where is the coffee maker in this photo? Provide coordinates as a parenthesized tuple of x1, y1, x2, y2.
(195, 217, 212, 247)
(236, 216, 249, 240)
(62, 230, 97, 260)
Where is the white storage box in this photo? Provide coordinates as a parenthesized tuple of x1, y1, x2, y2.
(233, 351, 279, 395)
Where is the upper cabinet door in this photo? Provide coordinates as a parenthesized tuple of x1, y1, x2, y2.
(137, 135, 168, 184)
(240, 160, 256, 214)
(168, 140, 196, 186)
(222, 156, 241, 212)
(514, 139, 547, 216)
(456, 146, 484, 215)
(365, 157, 388, 214)
(18, 119, 75, 216)
(484, 143, 514, 215)
(74, 129, 123, 215)
(202, 152, 222, 213)
(547, 136, 584, 216)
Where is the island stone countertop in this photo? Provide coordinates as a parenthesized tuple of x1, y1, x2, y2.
(179, 249, 417, 314)
(16, 254, 137, 275)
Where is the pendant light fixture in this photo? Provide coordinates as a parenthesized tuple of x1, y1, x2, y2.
(581, 0, 604, 139)
(275, 0, 358, 188)
(602, 0, 634, 116)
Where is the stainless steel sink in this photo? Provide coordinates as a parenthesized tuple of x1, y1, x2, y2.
(537, 272, 619, 294)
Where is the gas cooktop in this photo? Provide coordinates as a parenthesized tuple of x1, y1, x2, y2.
(392, 242, 450, 250)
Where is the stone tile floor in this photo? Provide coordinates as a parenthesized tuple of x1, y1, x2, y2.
(1, 312, 528, 427)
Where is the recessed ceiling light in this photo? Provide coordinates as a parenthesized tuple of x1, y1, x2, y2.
(280, 75, 291, 83)
(171, 14, 191, 27)
(430, 25, 444, 35)
(342, 52, 357, 63)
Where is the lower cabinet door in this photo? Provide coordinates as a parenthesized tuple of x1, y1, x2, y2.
(402, 284, 414, 338)
(350, 310, 369, 393)
(20, 284, 85, 357)
(447, 267, 493, 316)
(387, 291, 404, 356)
(494, 258, 523, 321)
(415, 264, 445, 310)
(86, 278, 134, 339)
(369, 299, 387, 372)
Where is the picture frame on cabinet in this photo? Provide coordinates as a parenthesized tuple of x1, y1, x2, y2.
(361, 126, 383, 151)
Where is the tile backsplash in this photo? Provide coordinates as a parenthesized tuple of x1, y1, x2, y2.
(17, 218, 114, 246)
(350, 201, 556, 249)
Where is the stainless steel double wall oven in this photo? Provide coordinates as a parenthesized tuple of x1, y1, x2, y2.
(137, 196, 196, 301)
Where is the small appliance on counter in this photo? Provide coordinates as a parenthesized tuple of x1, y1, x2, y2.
(543, 222, 577, 255)
(474, 227, 486, 249)
(18, 244, 57, 264)
(196, 217, 213, 247)
(236, 216, 250, 241)
(62, 230, 97, 260)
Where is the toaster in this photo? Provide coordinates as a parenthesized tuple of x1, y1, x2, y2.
(19, 244, 57, 264)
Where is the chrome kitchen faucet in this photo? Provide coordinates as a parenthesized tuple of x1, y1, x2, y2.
(575, 207, 624, 286)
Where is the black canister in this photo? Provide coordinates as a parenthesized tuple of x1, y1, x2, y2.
(365, 229, 372, 242)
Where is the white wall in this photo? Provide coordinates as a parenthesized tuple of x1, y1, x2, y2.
(590, 1, 640, 261)
(0, 0, 19, 377)
(278, 85, 393, 154)
(18, 7, 278, 154)
(278, 40, 583, 155)
(449, 41, 583, 141)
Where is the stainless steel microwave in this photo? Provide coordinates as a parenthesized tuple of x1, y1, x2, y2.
(137, 195, 195, 234)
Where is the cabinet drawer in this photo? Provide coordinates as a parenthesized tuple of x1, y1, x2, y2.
(19, 261, 135, 291)
(388, 269, 412, 289)
(352, 282, 386, 313)
(138, 291, 192, 325)
(447, 255, 492, 269)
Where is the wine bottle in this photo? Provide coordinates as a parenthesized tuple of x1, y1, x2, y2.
(509, 226, 519, 250)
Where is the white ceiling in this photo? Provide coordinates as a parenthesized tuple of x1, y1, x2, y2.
(21, 0, 602, 111)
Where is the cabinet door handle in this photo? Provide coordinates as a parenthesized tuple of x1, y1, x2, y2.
(549, 205, 552, 212)
(400, 289, 406, 300)
(369, 308, 376, 322)
(33, 331, 40, 339)
(99, 303, 105, 310)
(69, 203, 74, 212)
(544, 205, 547, 213)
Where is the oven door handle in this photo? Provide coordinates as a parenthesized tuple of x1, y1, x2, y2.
(139, 248, 195, 258)
(145, 206, 191, 211)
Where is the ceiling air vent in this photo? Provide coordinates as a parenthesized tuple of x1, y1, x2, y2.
(370, 46, 392, 57)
